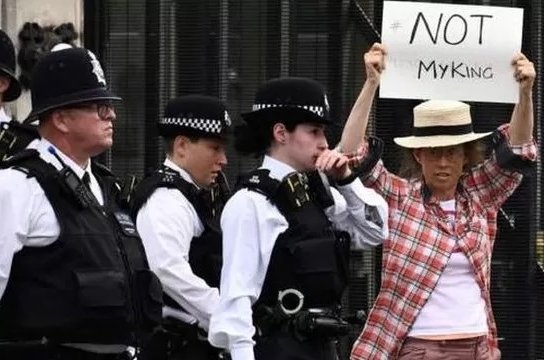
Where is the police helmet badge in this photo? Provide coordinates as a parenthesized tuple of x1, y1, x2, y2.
(87, 50, 106, 85)
(323, 94, 330, 113)
(224, 110, 232, 126)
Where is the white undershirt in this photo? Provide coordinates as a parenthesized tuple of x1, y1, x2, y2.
(408, 199, 488, 337)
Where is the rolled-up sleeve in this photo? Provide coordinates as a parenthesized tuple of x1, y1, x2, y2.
(326, 178, 389, 249)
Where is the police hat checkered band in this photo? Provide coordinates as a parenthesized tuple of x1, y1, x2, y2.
(252, 103, 325, 118)
(160, 117, 223, 133)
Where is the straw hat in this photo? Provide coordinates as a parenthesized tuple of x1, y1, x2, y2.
(394, 100, 492, 148)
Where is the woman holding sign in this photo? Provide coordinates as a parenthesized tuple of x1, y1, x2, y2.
(342, 43, 536, 360)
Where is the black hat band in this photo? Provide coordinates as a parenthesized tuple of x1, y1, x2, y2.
(412, 124, 474, 137)
(252, 103, 325, 118)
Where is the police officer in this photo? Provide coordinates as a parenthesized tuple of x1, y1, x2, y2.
(0, 29, 37, 160)
(208, 77, 389, 360)
(0, 29, 21, 120)
(0, 47, 162, 360)
(131, 95, 230, 359)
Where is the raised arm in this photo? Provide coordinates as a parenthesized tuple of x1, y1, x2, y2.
(339, 43, 386, 154)
(508, 53, 535, 145)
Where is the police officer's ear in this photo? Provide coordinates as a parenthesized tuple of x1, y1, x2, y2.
(173, 134, 193, 156)
(174, 134, 188, 146)
(0, 75, 10, 93)
(272, 122, 288, 145)
(47, 109, 72, 134)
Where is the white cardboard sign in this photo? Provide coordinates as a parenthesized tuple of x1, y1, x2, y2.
(380, 1, 523, 103)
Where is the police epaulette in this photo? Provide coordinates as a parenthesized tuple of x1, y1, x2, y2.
(0, 148, 39, 169)
(238, 170, 316, 212)
(158, 167, 181, 185)
(236, 169, 281, 200)
(128, 167, 199, 220)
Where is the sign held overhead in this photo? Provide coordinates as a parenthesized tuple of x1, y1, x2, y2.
(380, 1, 523, 103)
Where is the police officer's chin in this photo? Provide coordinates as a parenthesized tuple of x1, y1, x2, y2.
(196, 176, 215, 190)
(206, 178, 216, 188)
(89, 144, 113, 158)
(307, 157, 321, 172)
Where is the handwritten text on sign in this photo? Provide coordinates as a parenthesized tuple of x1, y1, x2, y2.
(380, 1, 523, 103)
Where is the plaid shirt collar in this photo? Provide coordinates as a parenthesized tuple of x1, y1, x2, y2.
(416, 177, 469, 206)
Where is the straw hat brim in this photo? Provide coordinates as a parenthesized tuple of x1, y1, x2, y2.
(394, 131, 492, 148)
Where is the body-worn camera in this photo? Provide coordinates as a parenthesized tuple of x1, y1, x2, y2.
(57, 166, 98, 208)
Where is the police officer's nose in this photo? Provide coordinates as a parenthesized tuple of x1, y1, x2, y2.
(318, 137, 328, 151)
(105, 108, 117, 122)
(219, 151, 228, 166)
(97, 103, 116, 121)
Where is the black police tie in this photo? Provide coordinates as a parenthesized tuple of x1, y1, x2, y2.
(82, 171, 91, 191)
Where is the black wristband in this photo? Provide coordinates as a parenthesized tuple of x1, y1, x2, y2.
(336, 137, 384, 186)
(492, 130, 536, 176)
(335, 171, 359, 186)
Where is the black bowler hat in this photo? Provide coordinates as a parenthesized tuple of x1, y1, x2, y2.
(158, 95, 232, 139)
(28, 47, 121, 119)
(0, 29, 22, 102)
(242, 77, 331, 125)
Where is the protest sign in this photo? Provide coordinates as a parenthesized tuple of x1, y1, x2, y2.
(380, 1, 523, 103)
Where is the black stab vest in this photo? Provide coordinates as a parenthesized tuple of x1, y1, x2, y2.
(130, 166, 224, 290)
(0, 150, 163, 345)
(237, 169, 350, 310)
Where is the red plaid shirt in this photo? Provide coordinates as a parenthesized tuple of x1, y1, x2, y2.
(351, 125, 537, 360)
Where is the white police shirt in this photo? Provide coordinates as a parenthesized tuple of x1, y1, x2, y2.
(208, 155, 389, 360)
(135, 158, 219, 332)
(0, 138, 125, 353)
(0, 107, 10, 123)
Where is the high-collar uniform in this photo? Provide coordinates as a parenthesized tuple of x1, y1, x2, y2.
(208, 155, 389, 360)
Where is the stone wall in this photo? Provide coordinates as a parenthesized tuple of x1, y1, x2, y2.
(0, 0, 83, 120)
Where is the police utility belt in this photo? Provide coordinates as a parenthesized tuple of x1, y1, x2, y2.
(253, 288, 353, 340)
